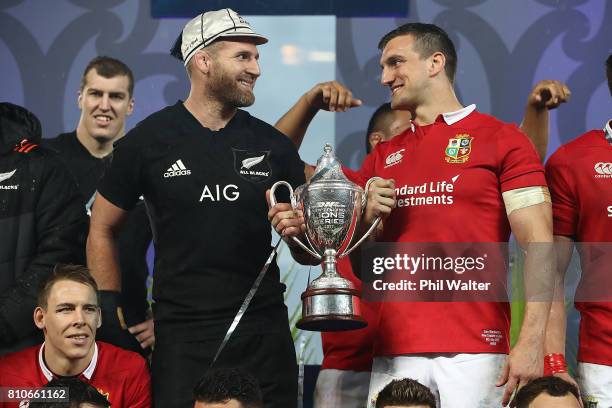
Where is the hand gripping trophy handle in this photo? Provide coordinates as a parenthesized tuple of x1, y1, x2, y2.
(269, 181, 322, 260)
(268, 178, 382, 259)
(339, 176, 382, 258)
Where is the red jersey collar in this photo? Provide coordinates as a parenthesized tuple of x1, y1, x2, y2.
(38, 342, 99, 381)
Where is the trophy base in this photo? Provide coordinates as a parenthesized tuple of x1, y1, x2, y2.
(297, 314, 367, 332)
(297, 287, 368, 332)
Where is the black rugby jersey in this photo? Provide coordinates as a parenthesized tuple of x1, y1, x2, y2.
(43, 132, 151, 326)
(98, 102, 305, 339)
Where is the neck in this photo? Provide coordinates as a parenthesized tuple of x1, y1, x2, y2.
(75, 125, 118, 158)
(43, 342, 94, 377)
(184, 87, 237, 131)
(410, 83, 463, 126)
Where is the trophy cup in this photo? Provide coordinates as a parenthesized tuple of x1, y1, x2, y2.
(270, 144, 380, 331)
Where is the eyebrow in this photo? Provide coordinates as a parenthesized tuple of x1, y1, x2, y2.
(55, 303, 98, 308)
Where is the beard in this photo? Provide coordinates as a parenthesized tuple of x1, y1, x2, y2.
(208, 65, 256, 108)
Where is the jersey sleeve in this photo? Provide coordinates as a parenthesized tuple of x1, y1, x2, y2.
(126, 354, 152, 407)
(97, 130, 145, 210)
(545, 146, 577, 238)
(497, 124, 546, 192)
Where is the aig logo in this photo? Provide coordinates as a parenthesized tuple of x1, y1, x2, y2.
(199, 184, 239, 202)
(594, 162, 612, 179)
(385, 149, 405, 168)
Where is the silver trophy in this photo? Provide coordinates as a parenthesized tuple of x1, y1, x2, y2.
(270, 144, 380, 331)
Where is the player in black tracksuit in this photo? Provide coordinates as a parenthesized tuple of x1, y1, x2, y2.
(0, 103, 87, 355)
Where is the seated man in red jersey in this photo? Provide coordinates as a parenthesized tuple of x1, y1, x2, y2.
(514, 377, 581, 408)
(272, 78, 568, 408)
(28, 377, 110, 408)
(544, 54, 612, 407)
(0, 264, 150, 408)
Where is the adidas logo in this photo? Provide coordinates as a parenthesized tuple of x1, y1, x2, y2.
(164, 159, 191, 178)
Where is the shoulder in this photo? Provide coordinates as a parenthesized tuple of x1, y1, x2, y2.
(238, 110, 296, 150)
(114, 103, 184, 150)
(41, 132, 74, 152)
(0, 345, 40, 380)
(96, 342, 149, 375)
(465, 111, 516, 136)
(562, 129, 604, 151)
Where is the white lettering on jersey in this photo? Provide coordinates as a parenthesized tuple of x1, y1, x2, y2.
(199, 184, 240, 202)
(395, 175, 460, 208)
(164, 159, 192, 178)
(607, 205, 612, 217)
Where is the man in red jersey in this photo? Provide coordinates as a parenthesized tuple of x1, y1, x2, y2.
(273, 23, 557, 407)
(0, 264, 150, 408)
(544, 54, 612, 406)
(273, 74, 568, 406)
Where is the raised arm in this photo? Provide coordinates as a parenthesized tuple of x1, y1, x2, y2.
(275, 81, 362, 149)
(520, 80, 571, 161)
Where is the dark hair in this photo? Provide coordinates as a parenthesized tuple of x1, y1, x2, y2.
(80, 56, 134, 97)
(606, 54, 611, 96)
(514, 376, 580, 408)
(38, 264, 99, 309)
(378, 23, 457, 83)
(28, 377, 110, 408)
(194, 368, 263, 408)
(366, 103, 394, 153)
(375, 378, 436, 408)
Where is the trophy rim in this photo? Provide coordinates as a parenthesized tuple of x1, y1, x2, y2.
(306, 181, 363, 192)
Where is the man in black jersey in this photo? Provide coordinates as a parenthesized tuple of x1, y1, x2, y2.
(88, 9, 307, 408)
(43, 56, 154, 356)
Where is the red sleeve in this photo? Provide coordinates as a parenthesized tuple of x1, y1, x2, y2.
(127, 356, 151, 407)
(497, 124, 546, 192)
(545, 146, 577, 238)
(341, 165, 367, 188)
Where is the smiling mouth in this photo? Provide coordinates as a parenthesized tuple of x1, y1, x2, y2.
(67, 334, 88, 340)
(391, 85, 403, 94)
(238, 79, 254, 89)
(94, 115, 112, 123)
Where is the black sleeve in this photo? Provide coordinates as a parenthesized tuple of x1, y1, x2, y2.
(281, 135, 306, 189)
(97, 132, 144, 210)
(0, 156, 88, 345)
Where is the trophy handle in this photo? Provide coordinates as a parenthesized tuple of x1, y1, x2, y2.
(269, 181, 322, 260)
(340, 177, 382, 258)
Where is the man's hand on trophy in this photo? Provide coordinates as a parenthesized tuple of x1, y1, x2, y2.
(364, 178, 396, 226)
(266, 190, 306, 240)
(304, 81, 363, 112)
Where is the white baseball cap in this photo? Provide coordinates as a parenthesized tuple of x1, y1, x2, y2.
(180, 8, 268, 66)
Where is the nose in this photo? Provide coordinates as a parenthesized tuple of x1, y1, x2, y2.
(381, 66, 393, 87)
(247, 58, 261, 78)
(73, 308, 86, 326)
(99, 94, 111, 110)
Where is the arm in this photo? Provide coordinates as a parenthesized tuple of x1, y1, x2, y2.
(497, 201, 555, 406)
(519, 80, 571, 161)
(274, 81, 362, 149)
(87, 192, 128, 291)
(87, 192, 142, 350)
(0, 157, 88, 346)
(266, 190, 318, 265)
(543, 235, 579, 388)
(349, 178, 396, 279)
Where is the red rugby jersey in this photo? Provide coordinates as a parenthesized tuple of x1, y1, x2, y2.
(356, 106, 546, 356)
(0, 342, 151, 407)
(320, 258, 377, 372)
(545, 124, 612, 366)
